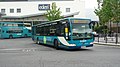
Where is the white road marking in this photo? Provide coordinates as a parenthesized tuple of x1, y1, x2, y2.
(0, 48, 37, 52)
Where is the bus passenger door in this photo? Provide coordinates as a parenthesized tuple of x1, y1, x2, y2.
(58, 21, 71, 40)
(64, 22, 71, 40)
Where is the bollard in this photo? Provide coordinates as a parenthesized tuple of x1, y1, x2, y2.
(98, 35, 99, 42)
(115, 33, 118, 44)
(105, 36, 107, 43)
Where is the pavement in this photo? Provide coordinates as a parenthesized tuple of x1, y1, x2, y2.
(94, 42, 120, 46)
(94, 37, 120, 46)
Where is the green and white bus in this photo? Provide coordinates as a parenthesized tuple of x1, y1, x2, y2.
(32, 18, 94, 49)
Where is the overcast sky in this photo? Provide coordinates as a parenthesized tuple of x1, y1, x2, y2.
(85, 0, 98, 9)
(84, 0, 99, 21)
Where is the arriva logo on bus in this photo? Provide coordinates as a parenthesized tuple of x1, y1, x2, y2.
(38, 4, 50, 11)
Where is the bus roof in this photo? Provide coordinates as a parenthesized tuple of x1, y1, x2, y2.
(0, 22, 24, 24)
(33, 18, 91, 27)
(68, 18, 91, 21)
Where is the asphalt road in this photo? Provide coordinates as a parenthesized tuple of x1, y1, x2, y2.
(0, 38, 120, 67)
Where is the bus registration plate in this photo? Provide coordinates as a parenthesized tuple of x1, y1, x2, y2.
(80, 40, 86, 42)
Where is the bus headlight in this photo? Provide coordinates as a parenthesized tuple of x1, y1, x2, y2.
(69, 44, 76, 46)
(90, 42, 93, 44)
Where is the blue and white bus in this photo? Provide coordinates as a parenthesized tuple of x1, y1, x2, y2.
(32, 18, 94, 49)
(0, 22, 31, 39)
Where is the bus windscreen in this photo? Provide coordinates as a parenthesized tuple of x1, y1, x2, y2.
(71, 19, 92, 40)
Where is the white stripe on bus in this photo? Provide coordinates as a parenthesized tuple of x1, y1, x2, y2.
(58, 37, 76, 46)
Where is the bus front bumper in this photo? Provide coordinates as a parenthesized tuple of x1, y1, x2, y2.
(59, 44, 93, 49)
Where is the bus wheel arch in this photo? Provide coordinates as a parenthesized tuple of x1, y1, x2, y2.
(9, 35, 13, 39)
(54, 39, 59, 50)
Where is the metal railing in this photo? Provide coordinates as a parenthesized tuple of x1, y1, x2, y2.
(95, 33, 120, 44)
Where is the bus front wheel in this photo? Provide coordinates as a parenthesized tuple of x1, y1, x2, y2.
(9, 35, 13, 39)
(54, 40, 59, 50)
(24, 34, 27, 38)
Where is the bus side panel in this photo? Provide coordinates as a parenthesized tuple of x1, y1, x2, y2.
(35, 36, 58, 46)
(2, 33, 9, 38)
(0, 28, 9, 38)
(22, 28, 31, 37)
(45, 36, 58, 45)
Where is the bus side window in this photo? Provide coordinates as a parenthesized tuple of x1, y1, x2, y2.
(0, 23, 1, 26)
(4, 24, 8, 26)
(56, 21, 67, 36)
(50, 29, 56, 35)
(2, 23, 5, 26)
(2, 31, 4, 33)
(28, 30, 31, 33)
(53, 21, 64, 36)
(61, 25, 65, 36)
(36, 27, 41, 35)
(45, 26, 50, 36)
(6, 31, 9, 33)
(21, 30, 23, 33)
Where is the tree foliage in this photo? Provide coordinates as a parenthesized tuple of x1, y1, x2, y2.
(95, 0, 120, 24)
(45, 2, 63, 21)
(94, 0, 120, 33)
(94, 25, 109, 33)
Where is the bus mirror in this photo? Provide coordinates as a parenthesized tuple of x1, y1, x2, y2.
(89, 25, 92, 29)
(89, 22, 92, 29)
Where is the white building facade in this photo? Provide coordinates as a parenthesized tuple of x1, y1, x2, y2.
(0, 0, 85, 22)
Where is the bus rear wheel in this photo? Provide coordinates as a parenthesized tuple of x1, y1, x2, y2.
(54, 40, 59, 50)
(9, 35, 13, 39)
(36, 38, 40, 45)
(24, 34, 27, 38)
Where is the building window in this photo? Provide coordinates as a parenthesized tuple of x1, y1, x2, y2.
(1, 9, 5, 13)
(10, 9, 14, 13)
(66, 8, 70, 12)
(17, 8, 21, 13)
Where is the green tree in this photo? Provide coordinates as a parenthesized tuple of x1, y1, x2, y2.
(95, 0, 120, 24)
(94, 25, 109, 33)
(94, 0, 120, 35)
(97, 0, 102, 9)
(45, 2, 63, 21)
